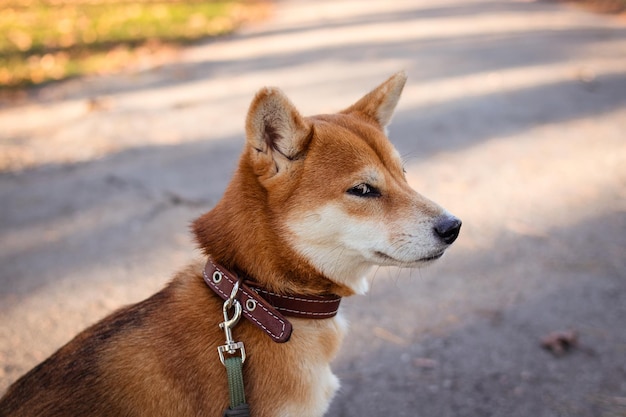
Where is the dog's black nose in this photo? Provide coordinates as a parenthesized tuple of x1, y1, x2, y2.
(434, 216, 462, 245)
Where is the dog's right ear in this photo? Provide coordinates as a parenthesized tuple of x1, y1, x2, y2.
(245, 87, 312, 178)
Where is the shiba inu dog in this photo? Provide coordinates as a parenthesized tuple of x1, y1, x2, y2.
(0, 72, 461, 417)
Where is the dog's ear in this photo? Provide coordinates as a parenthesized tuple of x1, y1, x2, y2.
(245, 87, 312, 177)
(342, 71, 407, 129)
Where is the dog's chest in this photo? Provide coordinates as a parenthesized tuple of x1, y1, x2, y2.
(278, 363, 340, 417)
(270, 313, 347, 417)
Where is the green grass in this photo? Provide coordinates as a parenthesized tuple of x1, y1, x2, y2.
(0, 0, 266, 88)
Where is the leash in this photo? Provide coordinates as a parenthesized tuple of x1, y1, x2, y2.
(218, 278, 251, 417)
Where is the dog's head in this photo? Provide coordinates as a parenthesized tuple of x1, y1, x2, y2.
(242, 72, 461, 294)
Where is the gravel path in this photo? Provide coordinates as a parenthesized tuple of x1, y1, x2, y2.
(1, 1, 625, 415)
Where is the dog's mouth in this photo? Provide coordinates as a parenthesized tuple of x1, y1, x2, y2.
(419, 251, 445, 262)
(374, 250, 445, 265)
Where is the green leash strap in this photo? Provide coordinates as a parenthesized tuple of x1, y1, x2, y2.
(224, 356, 246, 408)
(223, 356, 250, 417)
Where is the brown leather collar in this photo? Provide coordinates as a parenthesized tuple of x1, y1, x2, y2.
(203, 259, 342, 343)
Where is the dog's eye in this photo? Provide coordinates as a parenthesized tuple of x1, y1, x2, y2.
(347, 183, 381, 198)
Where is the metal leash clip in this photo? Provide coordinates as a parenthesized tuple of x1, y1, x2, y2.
(218, 279, 246, 365)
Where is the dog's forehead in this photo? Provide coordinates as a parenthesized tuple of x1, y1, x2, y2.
(307, 114, 403, 170)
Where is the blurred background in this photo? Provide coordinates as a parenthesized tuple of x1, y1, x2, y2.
(1, 0, 625, 416)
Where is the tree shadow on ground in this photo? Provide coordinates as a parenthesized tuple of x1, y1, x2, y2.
(1, 63, 625, 299)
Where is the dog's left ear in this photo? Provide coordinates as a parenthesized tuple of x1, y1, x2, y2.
(342, 71, 407, 129)
(246, 87, 312, 178)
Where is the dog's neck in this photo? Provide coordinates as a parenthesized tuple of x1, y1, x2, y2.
(192, 164, 355, 298)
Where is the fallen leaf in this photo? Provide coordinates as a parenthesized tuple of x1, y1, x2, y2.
(541, 330, 578, 356)
(372, 327, 408, 346)
(413, 357, 438, 369)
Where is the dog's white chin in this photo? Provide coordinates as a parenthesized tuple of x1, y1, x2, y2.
(322, 250, 446, 294)
(340, 252, 446, 294)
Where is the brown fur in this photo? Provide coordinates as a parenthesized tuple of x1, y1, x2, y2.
(0, 72, 459, 417)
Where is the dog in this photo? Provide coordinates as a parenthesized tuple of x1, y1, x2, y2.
(0, 72, 461, 417)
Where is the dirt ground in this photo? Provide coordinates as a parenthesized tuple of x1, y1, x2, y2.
(1, 0, 625, 416)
